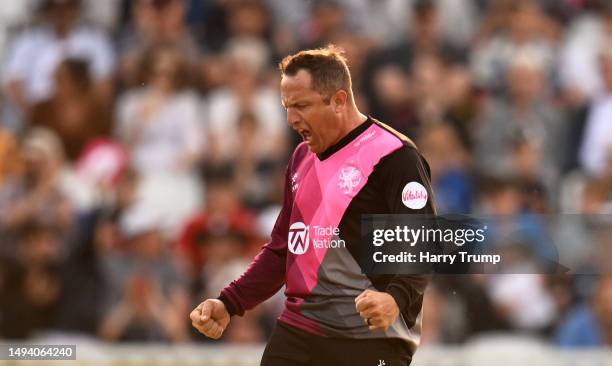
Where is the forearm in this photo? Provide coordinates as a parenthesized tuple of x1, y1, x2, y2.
(219, 148, 295, 316)
(385, 275, 429, 310)
(219, 245, 286, 316)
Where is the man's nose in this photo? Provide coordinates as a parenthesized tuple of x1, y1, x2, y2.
(286, 108, 300, 128)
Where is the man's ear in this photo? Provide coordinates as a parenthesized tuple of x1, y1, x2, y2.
(331, 89, 348, 112)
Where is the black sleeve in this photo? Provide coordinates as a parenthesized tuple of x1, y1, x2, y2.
(378, 145, 435, 310)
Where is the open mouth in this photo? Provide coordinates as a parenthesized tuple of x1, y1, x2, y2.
(299, 129, 312, 143)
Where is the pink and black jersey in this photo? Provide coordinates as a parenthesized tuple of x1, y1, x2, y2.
(219, 117, 435, 355)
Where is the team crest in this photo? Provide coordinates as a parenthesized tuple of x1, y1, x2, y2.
(338, 166, 362, 195)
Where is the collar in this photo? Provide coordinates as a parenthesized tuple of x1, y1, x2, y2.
(317, 116, 373, 161)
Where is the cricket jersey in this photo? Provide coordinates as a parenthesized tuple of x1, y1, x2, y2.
(219, 116, 435, 355)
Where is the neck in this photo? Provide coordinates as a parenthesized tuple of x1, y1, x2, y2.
(338, 105, 367, 139)
(317, 107, 370, 160)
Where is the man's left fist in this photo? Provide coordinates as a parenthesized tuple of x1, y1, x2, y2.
(355, 289, 400, 332)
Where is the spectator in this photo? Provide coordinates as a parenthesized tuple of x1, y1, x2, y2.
(0, 222, 64, 338)
(227, 0, 272, 43)
(197, 0, 270, 54)
(98, 203, 190, 342)
(477, 178, 558, 268)
(29, 58, 112, 161)
(556, 275, 612, 347)
(206, 38, 287, 177)
(116, 45, 205, 235)
(117, 0, 201, 89)
(116, 47, 204, 174)
(361, 0, 466, 127)
(486, 273, 558, 333)
(419, 123, 473, 213)
(471, 0, 558, 92)
(50, 167, 139, 336)
(332, 0, 409, 46)
(116, 45, 205, 176)
(410, 54, 449, 126)
(93, 168, 140, 250)
(405, 0, 467, 63)
(3, 0, 115, 118)
(177, 176, 258, 282)
(477, 180, 559, 333)
(442, 64, 482, 152)
(366, 63, 416, 137)
(475, 52, 565, 193)
(300, 0, 347, 49)
(0, 128, 74, 234)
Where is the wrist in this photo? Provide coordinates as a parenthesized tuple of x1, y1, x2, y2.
(217, 293, 236, 316)
(384, 286, 407, 311)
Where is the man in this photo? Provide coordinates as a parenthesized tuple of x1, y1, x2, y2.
(3, 0, 115, 116)
(190, 45, 435, 366)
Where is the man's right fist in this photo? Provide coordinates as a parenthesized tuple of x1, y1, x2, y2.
(190, 299, 230, 339)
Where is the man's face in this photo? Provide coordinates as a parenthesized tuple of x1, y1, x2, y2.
(281, 70, 341, 154)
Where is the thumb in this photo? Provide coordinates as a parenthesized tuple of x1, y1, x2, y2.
(200, 300, 213, 321)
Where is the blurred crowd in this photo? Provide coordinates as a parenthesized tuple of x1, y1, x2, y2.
(0, 0, 611, 348)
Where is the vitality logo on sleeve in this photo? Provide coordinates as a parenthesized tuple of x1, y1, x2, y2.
(401, 181, 428, 209)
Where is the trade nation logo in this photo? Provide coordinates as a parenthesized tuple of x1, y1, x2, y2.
(288, 222, 310, 255)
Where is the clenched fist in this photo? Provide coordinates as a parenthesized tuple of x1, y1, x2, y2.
(190, 299, 230, 339)
(355, 289, 399, 332)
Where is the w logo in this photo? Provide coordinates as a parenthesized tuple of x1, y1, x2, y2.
(288, 222, 310, 255)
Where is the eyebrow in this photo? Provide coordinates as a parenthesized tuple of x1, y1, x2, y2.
(283, 99, 310, 109)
